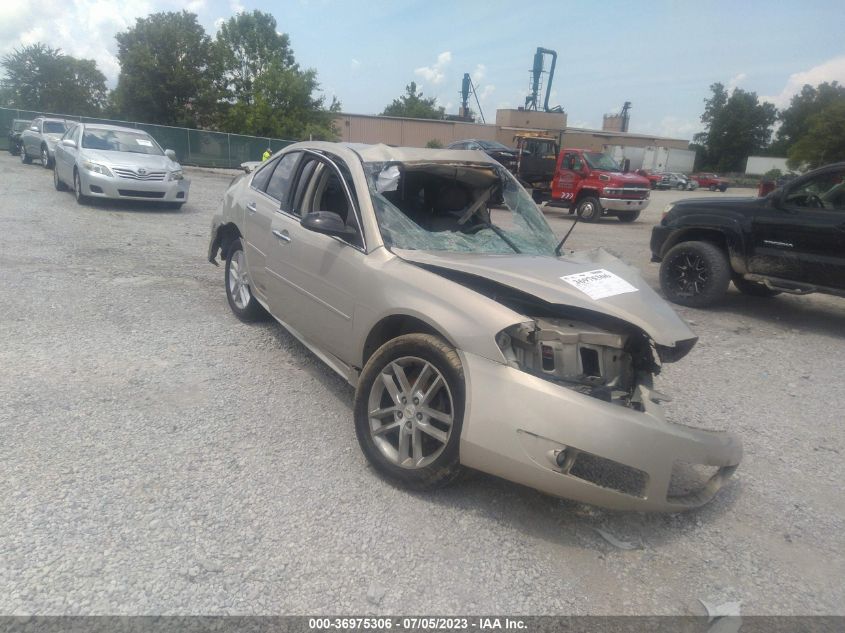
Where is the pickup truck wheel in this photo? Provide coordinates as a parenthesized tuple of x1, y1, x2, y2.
(709, 184, 717, 192)
(659, 241, 731, 307)
(576, 196, 601, 222)
(20, 145, 31, 164)
(733, 277, 781, 297)
(617, 211, 640, 222)
(225, 239, 267, 322)
(354, 333, 465, 490)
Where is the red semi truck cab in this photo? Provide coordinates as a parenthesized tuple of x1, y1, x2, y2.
(550, 149, 651, 222)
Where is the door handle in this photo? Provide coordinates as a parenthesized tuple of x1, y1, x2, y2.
(272, 229, 291, 243)
(246, 202, 257, 214)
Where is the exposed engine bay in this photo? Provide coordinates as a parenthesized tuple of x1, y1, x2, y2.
(496, 317, 651, 408)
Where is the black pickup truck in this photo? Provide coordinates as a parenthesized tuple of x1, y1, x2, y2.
(650, 162, 845, 307)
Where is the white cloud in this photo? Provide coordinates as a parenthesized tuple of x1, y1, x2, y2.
(186, 0, 206, 12)
(472, 63, 485, 84)
(727, 72, 747, 92)
(762, 55, 845, 108)
(0, 0, 156, 84)
(414, 51, 451, 85)
(350, 58, 361, 70)
(479, 84, 495, 100)
(229, 0, 246, 13)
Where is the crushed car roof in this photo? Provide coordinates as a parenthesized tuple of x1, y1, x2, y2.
(345, 142, 496, 164)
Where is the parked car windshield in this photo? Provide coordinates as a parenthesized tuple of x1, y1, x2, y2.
(583, 152, 621, 171)
(365, 161, 558, 256)
(43, 121, 67, 134)
(477, 140, 513, 151)
(81, 128, 164, 155)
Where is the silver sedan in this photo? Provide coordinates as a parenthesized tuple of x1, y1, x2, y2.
(208, 142, 741, 511)
(53, 123, 190, 208)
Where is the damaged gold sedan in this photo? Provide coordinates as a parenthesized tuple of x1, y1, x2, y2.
(208, 142, 741, 511)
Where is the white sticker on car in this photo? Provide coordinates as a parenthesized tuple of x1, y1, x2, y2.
(560, 269, 639, 300)
(135, 139, 153, 147)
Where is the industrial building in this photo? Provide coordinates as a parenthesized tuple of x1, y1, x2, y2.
(333, 108, 695, 173)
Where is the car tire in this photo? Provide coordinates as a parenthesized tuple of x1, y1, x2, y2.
(733, 276, 781, 297)
(616, 211, 640, 222)
(354, 333, 465, 490)
(41, 145, 51, 168)
(677, 183, 685, 190)
(659, 241, 731, 307)
(53, 165, 66, 191)
(709, 184, 717, 192)
(73, 169, 88, 205)
(224, 238, 266, 322)
(9, 142, 19, 156)
(576, 196, 601, 222)
(20, 145, 31, 164)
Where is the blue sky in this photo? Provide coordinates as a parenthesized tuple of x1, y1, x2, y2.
(3, 0, 845, 139)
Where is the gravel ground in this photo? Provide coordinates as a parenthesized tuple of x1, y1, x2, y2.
(1, 154, 843, 616)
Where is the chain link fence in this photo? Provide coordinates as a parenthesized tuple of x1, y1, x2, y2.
(1, 107, 295, 169)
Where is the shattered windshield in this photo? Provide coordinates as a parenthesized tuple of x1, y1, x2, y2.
(365, 161, 558, 256)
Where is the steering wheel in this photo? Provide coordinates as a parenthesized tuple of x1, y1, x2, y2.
(807, 193, 825, 209)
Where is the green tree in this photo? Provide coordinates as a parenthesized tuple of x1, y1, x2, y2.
(381, 82, 445, 119)
(787, 101, 845, 170)
(213, 10, 339, 140)
(694, 82, 777, 172)
(113, 11, 219, 127)
(215, 10, 295, 105)
(1, 43, 107, 114)
(222, 61, 339, 140)
(772, 82, 845, 154)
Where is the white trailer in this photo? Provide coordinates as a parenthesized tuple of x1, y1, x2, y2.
(605, 144, 696, 173)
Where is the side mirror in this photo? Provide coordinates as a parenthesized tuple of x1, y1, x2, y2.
(165, 149, 176, 160)
(61, 139, 76, 148)
(301, 211, 357, 238)
(30, 126, 38, 131)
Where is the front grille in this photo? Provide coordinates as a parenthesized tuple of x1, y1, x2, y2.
(118, 189, 166, 199)
(568, 450, 648, 498)
(113, 167, 166, 181)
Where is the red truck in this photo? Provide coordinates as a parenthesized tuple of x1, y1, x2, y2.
(691, 172, 729, 191)
(635, 168, 665, 190)
(548, 149, 651, 222)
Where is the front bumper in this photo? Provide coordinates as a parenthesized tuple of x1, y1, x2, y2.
(459, 351, 741, 511)
(600, 196, 650, 212)
(79, 170, 190, 203)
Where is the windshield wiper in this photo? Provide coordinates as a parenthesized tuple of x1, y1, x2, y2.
(554, 214, 579, 256)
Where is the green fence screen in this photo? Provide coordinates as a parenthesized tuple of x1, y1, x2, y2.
(1, 107, 295, 169)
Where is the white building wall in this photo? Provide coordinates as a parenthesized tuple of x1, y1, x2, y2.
(745, 156, 790, 175)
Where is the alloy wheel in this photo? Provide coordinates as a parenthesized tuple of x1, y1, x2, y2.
(41, 148, 48, 167)
(227, 249, 252, 309)
(668, 251, 708, 296)
(74, 172, 81, 201)
(366, 356, 454, 469)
